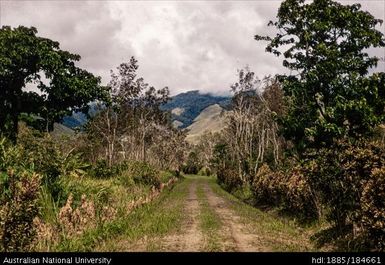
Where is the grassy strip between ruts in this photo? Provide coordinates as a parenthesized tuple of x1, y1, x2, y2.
(195, 181, 222, 251)
(54, 177, 189, 252)
(206, 176, 321, 251)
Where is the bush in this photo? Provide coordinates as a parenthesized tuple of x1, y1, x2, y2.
(18, 129, 62, 192)
(0, 139, 41, 251)
(251, 163, 320, 220)
(217, 167, 242, 192)
(90, 160, 114, 179)
(182, 151, 201, 174)
(354, 167, 385, 251)
(127, 161, 160, 188)
(284, 166, 321, 220)
(304, 139, 385, 250)
(252, 164, 284, 206)
(18, 128, 92, 206)
(198, 166, 212, 176)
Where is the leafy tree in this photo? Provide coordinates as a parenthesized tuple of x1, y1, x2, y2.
(86, 57, 171, 165)
(256, 0, 385, 152)
(110, 57, 170, 162)
(182, 151, 201, 174)
(0, 26, 108, 142)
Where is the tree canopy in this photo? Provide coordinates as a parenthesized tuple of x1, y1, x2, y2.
(0, 25, 108, 141)
(256, 0, 385, 152)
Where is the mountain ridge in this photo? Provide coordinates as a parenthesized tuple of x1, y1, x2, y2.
(161, 90, 230, 128)
(62, 90, 231, 130)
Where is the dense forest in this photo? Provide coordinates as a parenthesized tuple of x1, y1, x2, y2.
(1, 0, 385, 252)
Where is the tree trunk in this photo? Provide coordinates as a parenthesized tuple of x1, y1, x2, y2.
(142, 130, 146, 163)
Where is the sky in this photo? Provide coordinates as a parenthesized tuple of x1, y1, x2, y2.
(1, 0, 384, 96)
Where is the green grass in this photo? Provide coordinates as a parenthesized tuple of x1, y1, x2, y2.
(195, 181, 222, 251)
(159, 170, 176, 183)
(52, 174, 324, 252)
(56, 177, 190, 251)
(207, 177, 321, 251)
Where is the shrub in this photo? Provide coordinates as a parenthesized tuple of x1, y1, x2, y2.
(217, 167, 242, 192)
(304, 139, 385, 249)
(182, 151, 201, 174)
(251, 163, 320, 220)
(90, 160, 114, 179)
(355, 167, 385, 251)
(284, 166, 321, 220)
(90, 160, 130, 179)
(252, 164, 284, 206)
(127, 161, 160, 188)
(18, 130, 63, 195)
(0, 168, 41, 251)
(0, 138, 42, 251)
(198, 166, 212, 176)
(305, 140, 385, 227)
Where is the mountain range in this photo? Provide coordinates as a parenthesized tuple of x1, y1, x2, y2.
(161, 90, 230, 128)
(60, 90, 231, 142)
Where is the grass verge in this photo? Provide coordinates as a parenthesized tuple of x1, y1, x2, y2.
(55, 178, 188, 251)
(196, 182, 222, 251)
(207, 176, 322, 251)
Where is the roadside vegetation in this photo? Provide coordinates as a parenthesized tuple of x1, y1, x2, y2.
(1, 0, 385, 252)
(189, 0, 385, 252)
(196, 181, 222, 251)
(0, 26, 186, 251)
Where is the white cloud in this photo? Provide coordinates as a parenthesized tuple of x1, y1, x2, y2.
(1, 0, 384, 96)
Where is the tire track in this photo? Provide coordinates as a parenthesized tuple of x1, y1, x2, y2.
(203, 182, 267, 252)
(159, 179, 203, 251)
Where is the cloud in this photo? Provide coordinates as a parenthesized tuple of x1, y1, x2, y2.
(1, 0, 384, 96)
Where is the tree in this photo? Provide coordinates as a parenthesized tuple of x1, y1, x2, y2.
(0, 26, 108, 142)
(110, 57, 170, 162)
(148, 126, 188, 171)
(223, 69, 283, 183)
(86, 105, 118, 167)
(256, 0, 385, 152)
(86, 57, 171, 165)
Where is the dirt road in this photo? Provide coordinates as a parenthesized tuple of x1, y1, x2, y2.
(97, 175, 315, 252)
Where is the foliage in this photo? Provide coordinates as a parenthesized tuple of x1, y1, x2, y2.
(252, 163, 320, 220)
(18, 128, 63, 197)
(17, 126, 89, 203)
(304, 139, 385, 250)
(90, 160, 117, 179)
(219, 72, 285, 186)
(0, 25, 108, 141)
(181, 151, 201, 174)
(148, 127, 188, 171)
(217, 168, 242, 193)
(0, 138, 41, 251)
(85, 57, 178, 167)
(283, 166, 321, 220)
(211, 143, 233, 172)
(252, 164, 284, 206)
(126, 161, 160, 188)
(256, 0, 385, 152)
(198, 167, 211, 176)
(358, 167, 385, 251)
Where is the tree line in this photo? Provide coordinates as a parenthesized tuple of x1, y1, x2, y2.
(0, 25, 188, 251)
(190, 0, 385, 251)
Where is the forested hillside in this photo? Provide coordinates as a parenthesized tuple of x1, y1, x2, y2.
(161, 90, 230, 128)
